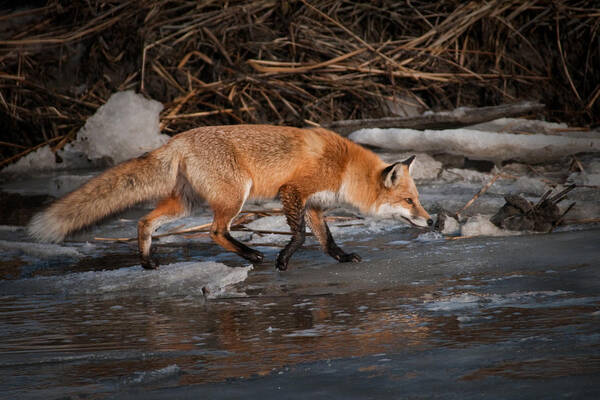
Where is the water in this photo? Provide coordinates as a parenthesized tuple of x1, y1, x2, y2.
(1, 224, 599, 399)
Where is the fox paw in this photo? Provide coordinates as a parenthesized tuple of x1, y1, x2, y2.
(275, 258, 288, 271)
(243, 251, 264, 264)
(141, 257, 160, 270)
(337, 253, 362, 263)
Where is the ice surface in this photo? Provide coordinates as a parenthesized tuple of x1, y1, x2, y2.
(349, 127, 600, 163)
(122, 365, 181, 386)
(423, 290, 578, 313)
(3, 91, 168, 173)
(0, 261, 251, 299)
(0, 239, 82, 258)
(245, 215, 409, 244)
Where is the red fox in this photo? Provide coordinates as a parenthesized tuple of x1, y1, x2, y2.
(28, 125, 432, 270)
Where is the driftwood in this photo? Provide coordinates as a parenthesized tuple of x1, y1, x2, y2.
(326, 101, 545, 135)
(490, 185, 576, 232)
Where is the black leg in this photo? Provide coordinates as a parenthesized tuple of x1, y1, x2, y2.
(210, 229, 264, 263)
(305, 207, 361, 263)
(323, 223, 361, 263)
(277, 185, 306, 271)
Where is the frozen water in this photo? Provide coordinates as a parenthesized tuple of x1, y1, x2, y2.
(2, 91, 167, 173)
(0, 261, 251, 299)
(0, 239, 82, 259)
(349, 127, 600, 163)
(122, 364, 181, 386)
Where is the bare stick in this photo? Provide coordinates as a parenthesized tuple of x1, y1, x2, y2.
(455, 173, 502, 218)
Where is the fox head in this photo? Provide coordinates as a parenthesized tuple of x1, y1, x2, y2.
(372, 155, 432, 228)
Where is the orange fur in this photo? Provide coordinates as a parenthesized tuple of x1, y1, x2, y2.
(28, 125, 431, 269)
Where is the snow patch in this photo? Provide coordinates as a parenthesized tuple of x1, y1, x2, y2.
(0, 261, 251, 298)
(461, 214, 518, 237)
(3, 91, 168, 173)
(349, 127, 600, 163)
(70, 90, 167, 164)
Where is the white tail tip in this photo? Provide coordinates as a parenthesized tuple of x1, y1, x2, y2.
(27, 212, 67, 243)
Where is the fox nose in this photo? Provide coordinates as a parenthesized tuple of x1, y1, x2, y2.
(427, 218, 433, 226)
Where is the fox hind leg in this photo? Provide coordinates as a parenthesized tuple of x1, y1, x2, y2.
(209, 187, 264, 264)
(305, 207, 361, 263)
(138, 194, 187, 269)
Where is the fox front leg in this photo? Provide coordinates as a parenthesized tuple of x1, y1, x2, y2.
(277, 184, 308, 271)
(305, 207, 361, 263)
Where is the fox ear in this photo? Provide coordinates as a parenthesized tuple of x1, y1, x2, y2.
(402, 155, 416, 175)
(382, 162, 404, 188)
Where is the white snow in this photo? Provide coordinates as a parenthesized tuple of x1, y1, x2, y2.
(69, 90, 167, 164)
(469, 117, 569, 135)
(513, 176, 551, 196)
(3, 91, 168, 173)
(460, 214, 518, 237)
(349, 127, 600, 163)
(0, 239, 82, 258)
(440, 168, 492, 183)
(0, 261, 251, 299)
(436, 214, 460, 235)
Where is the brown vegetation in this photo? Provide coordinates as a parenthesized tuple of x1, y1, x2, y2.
(1, 0, 599, 165)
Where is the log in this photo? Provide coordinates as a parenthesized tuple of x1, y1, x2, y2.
(326, 101, 545, 135)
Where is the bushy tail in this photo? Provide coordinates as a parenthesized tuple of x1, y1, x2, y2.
(28, 152, 176, 242)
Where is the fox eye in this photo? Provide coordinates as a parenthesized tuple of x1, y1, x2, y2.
(405, 198, 414, 205)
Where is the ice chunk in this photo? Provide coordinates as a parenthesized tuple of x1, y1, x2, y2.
(2, 146, 57, 173)
(461, 214, 518, 237)
(349, 127, 600, 163)
(514, 176, 550, 196)
(0, 261, 251, 299)
(2, 91, 167, 173)
(122, 364, 180, 386)
(441, 168, 492, 182)
(0, 239, 82, 258)
(69, 90, 167, 164)
(435, 212, 460, 235)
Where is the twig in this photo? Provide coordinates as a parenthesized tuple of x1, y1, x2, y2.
(548, 202, 576, 232)
(455, 173, 502, 218)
